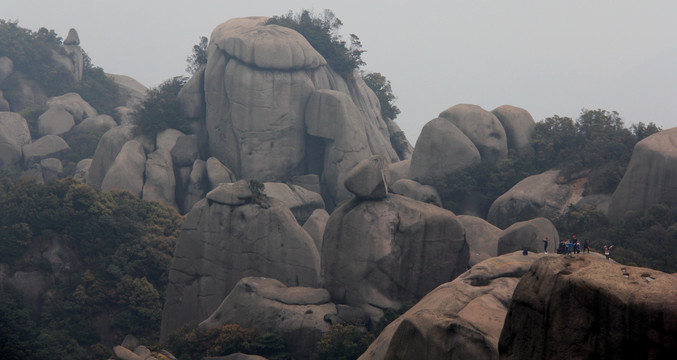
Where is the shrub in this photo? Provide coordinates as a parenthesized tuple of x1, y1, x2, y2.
(312, 324, 374, 360)
(134, 76, 190, 136)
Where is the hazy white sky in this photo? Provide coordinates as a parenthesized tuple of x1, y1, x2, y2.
(5, 0, 677, 143)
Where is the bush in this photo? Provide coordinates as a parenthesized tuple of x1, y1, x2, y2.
(67, 51, 121, 115)
(312, 324, 374, 360)
(362, 72, 400, 120)
(134, 76, 190, 136)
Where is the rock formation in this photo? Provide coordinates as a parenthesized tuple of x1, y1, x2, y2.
(609, 128, 677, 222)
(490, 105, 535, 151)
(390, 179, 442, 206)
(457, 215, 501, 266)
(496, 217, 559, 255)
(499, 255, 677, 359)
(438, 104, 508, 163)
(0, 111, 31, 167)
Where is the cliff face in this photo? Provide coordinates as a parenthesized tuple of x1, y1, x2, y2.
(498, 255, 677, 360)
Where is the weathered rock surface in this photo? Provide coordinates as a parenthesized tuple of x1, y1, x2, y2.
(497, 217, 559, 255)
(390, 179, 442, 206)
(142, 149, 176, 208)
(457, 215, 501, 266)
(0, 112, 31, 167)
(205, 179, 252, 206)
(177, 66, 205, 119)
(388, 160, 410, 183)
(609, 128, 677, 222)
(107, 73, 148, 107)
(170, 134, 199, 167)
(487, 170, 583, 229)
(37, 105, 75, 137)
(409, 118, 480, 184)
(200, 277, 334, 360)
(161, 195, 320, 339)
(39, 158, 63, 182)
(263, 182, 325, 220)
(439, 104, 508, 163)
(181, 159, 207, 213)
(46, 92, 97, 122)
(302, 208, 330, 254)
(0, 56, 13, 83)
(156, 128, 184, 151)
(344, 155, 390, 199)
(87, 125, 135, 189)
(490, 105, 535, 150)
(70, 114, 116, 135)
(499, 256, 677, 360)
(2, 74, 47, 111)
(101, 140, 146, 196)
(73, 158, 91, 182)
(322, 194, 469, 318)
(360, 251, 549, 360)
(22, 134, 70, 166)
(206, 156, 236, 190)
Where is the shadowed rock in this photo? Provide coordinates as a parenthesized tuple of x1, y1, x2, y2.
(457, 215, 501, 266)
(491, 105, 535, 151)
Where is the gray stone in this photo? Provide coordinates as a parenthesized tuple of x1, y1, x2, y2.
(0, 56, 13, 83)
(22, 134, 70, 167)
(73, 158, 91, 183)
(87, 125, 135, 189)
(177, 66, 205, 119)
(101, 140, 146, 196)
(121, 334, 139, 350)
(0, 91, 9, 112)
(390, 179, 442, 206)
(263, 182, 325, 220)
(142, 149, 176, 208)
(160, 198, 320, 339)
(170, 134, 199, 167)
(491, 105, 535, 151)
(63, 28, 80, 45)
(156, 128, 184, 151)
(183, 159, 207, 213)
(113, 345, 143, 360)
(37, 105, 75, 137)
(114, 106, 136, 126)
(290, 174, 321, 194)
(302, 209, 330, 255)
(206, 157, 236, 190)
(457, 215, 502, 266)
(46, 93, 97, 123)
(2, 74, 47, 111)
(439, 104, 508, 163)
(322, 195, 469, 318)
(206, 179, 252, 206)
(0, 112, 31, 167)
(133, 345, 151, 359)
(344, 155, 391, 200)
(497, 217, 559, 255)
(409, 118, 480, 184)
(70, 114, 116, 134)
(107, 73, 148, 108)
(39, 158, 62, 182)
(388, 159, 410, 183)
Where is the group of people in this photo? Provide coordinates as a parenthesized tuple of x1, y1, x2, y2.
(541, 235, 614, 260)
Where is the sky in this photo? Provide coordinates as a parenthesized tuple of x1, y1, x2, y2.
(5, 0, 677, 144)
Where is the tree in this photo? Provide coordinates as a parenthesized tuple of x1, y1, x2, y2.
(134, 76, 190, 136)
(186, 36, 208, 74)
(362, 72, 400, 120)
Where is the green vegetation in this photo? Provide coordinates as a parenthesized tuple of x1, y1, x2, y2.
(312, 324, 374, 360)
(0, 173, 182, 359)
(362, 72, 400, 120)
(134, 76, 190, 136)
(68, 51, 121, 115)
(266, 9, 365, 76)
(186, 36, 208, 74)
(165, 323, 290, 360)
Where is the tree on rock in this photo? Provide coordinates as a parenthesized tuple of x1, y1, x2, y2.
(362, 72, 400, 120)
(186, 36, 208, 74)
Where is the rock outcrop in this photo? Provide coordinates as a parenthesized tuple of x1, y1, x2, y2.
(87, 125, 136, 189)
(438, 104, 508, 163)
(344, 155, 390, 200)
(496, 217, 559, 255)
(0, 111, 31, 167)
(22, 134, 70, 167)
(360, 251, 550, 360)
(101, 140, 146, 196)
(390, 179, 442, 206)
(457, 215, 501, 266)
(609, 128, 677, 222)
(321, 194, 469, 319)
(160, 188, 320, 339)
(490, 105, 535, 151)
(499, 256, 677, 359)
(263, 182, 325, 221)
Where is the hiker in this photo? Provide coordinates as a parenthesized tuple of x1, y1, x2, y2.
(583, 238, 590, 253)
(543, 237, 549, 254)
(574, 239, 581, 254)
(604, 245, 614, 260)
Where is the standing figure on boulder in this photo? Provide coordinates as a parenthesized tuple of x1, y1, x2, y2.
(583, 238, 590, 253)
(574, 239, 581, 254)
(542, 237, 548, 254)
(604, 245, 614, 260)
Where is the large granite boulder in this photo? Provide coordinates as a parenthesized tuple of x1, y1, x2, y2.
(496, 217, 559, 255)
(73, 158, 91, 183)
(46, 93, 97, 123)
(101, 140, 146, 196)
(457, 215, 501, 266)
(206, 156, 236, 190)
(181, 159, 208, 213)
(87, 125, 135, 189)
(177, 66, 205, 119)
(390, 179, 442, 206)
(388, 160, 410, 183)
(439, 104, 508, 163)
(322, 194, 469, 319)
(142, 149, 176, 208)
(499, 256, 677, 359)
(107, 73, 148, 108)
(609, 128, 677, 222)
(39, 158, 63, 182)
(302, 209, 330, 254)
(37, 105, 75, 137)
(70, 114, 116, 135)
(409, 118, 480, 184)
(170, 134, 199, 167)
(360, 251, 550, 360)
(200, 277, 335, 360)
(344, 155, 390, 200)
(0, 112, 31, 167)
(160, 192, 320, 339)
(22, 135, 70, 167)
(263, 182, 325, 220)
(487, 170, 583, 229)
(490, 105, 535, 151)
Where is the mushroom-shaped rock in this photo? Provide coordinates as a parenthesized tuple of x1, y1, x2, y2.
(0, 112, 31, 167)
(200, 277, 334, 360)
(409, 118, 480, 184)
(142, 149, 176, 208)
(359, 251, 549, 360)
(344, 155, 390, 200)
(609, 128, 677, 222)
(206, 156, 236, 190)
(46, 93, 97, 122)
(322, 195, 469, 317)
(491, 105, 535, 150)
(101, 140, 146, 196)
(211, 17, 326, 70)
(458, 215, 502, 266)
(263, 182, 325, 220)
(439, 104, 508, 163)
(302, 208, 330, 254)
(37, 105, 75, 137)
(499, 256, 677, 359)
(22, 135, 70, 167)
(497, 217, 559, 255)
(63, 28, 80, 45)
(87, 125, 135, 189)
(390, 179, 442, 206)
(487, 169, 583, 229)
(160, 197, 320, 339)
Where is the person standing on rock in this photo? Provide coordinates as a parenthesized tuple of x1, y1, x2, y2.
(542, 237, 549, 254)
(583, 238, 590, 253)
(604, 245, 614, 260)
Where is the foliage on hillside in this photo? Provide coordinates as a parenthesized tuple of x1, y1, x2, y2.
(69, 51, 121, 115)
(266, 9, 365, 76)
(362, 72, 400, 120)
(0, 174, 182, 359)
(134, 76, 190, 136)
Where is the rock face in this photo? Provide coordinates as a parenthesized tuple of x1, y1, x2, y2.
(490, 105, 535, 151)
(390, 179, 442, 206)
(609, 128, 677, 222)
(499, 256, 677, 360)
(322, 194, 469, 317)
(409, 118, 480, 184)
(22, 134, 70, 166)
(457, 215, 501, 266)
(302, 209, 330, 254)
(200, 277, 335, 360)
(360, 251, 550, 360)
(496, 217, 559, 255)
(142, 149, 176, 208)
(101, 140, 146, 196)
(37, 105, 75, 137)
(46, 93, 97, 123)
(160, 193, 320, 339)
(487, 170, 583, 229)
(438, 104, 508, 163)
(263, 182, 325, 220)
(0, 112, 31, 167)
(87, 125, 135, 189)
(344, 155, 390, 200)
